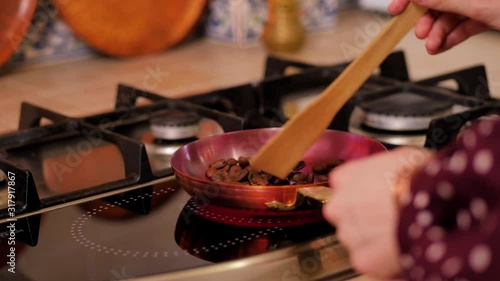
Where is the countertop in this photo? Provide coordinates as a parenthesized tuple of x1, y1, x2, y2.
(1, 7, 500, 281)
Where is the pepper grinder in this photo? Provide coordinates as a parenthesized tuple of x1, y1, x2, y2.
(262, 0, 306, 53)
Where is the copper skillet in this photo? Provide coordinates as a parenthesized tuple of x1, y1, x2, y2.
(171, 128, 387, 211)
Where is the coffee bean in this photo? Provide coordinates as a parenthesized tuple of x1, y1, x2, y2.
(248, 172, 269, 185)
(229, 165, 242, 173)
(260, 172, 274, 180)
(206, 167, 218, 178)
(227, 158, 238, 166)
(273, 178, 290, 185)
(219, 165, 230, 173)
(291, 172, 306, 182)
(228, 165, 244, 181)
(326, 159, 344, 169)
(238, 156, 250, 167)
(210, 171, 231, 182)
(206, 157, 344, 186)
(313, 164, 328, 174)
(230, 169, 248, 182)
(316, 174, 329, 182)
(210, 159, 227, 169)
(293, 161, 305, 171)
(305, 172, 314, 184)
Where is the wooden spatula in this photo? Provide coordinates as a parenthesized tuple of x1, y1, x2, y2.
(250, 3, 428, 179)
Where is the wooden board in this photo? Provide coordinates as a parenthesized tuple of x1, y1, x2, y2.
(0, 0, 37, 67)
(52, 0, 208, 57)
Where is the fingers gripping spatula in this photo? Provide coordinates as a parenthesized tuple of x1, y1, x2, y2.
(250, 3, 427, 179)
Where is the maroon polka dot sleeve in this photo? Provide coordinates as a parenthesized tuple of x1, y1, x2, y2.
(398, 118, 500, 281)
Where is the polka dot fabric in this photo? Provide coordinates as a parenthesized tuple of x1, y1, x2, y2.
(398, 118, 500, 281)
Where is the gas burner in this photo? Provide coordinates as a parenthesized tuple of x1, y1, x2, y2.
(142, 113, 225, 172)
(141, 133, 188, 159)
(358, 92, 454, 131)
(349, 92, 457, 147)
(150, 109, 201, 141)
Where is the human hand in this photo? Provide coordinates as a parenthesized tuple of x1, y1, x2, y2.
(388, 0, 500, 54)
(322, 147, 433, 279)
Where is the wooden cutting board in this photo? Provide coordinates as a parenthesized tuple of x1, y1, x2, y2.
(0, 0, 37, 67)
(52, 0, 208, 57)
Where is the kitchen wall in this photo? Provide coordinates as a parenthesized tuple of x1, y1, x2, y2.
(3, 0, 359, 72)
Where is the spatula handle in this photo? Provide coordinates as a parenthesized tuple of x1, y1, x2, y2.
(321, 3, 427, 106)
(250, 3, 427, 179)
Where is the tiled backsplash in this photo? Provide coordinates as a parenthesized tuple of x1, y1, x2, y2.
(9, 0, 92, 68)
(206, 0, 345, 45)
(4, 0, 357, 70)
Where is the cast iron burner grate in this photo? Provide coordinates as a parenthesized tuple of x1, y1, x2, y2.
(0, 95, 244, 245)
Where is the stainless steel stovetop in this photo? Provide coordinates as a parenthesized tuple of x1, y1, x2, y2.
(1, 51, 500, 281)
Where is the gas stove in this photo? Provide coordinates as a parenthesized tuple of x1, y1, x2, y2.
(1, 51, 500, 281)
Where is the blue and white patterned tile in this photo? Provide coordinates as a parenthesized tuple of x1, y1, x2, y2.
(206, 0, 268, 45)
(206, 0, 341, 46)
(301, 0, 340, 31)
(11, 0, 93, 66)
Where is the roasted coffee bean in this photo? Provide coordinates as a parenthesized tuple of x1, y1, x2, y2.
(316, 174, 329, 182)
(290, 172, 306, 182)
(247, 171, 259, 182)
(273, 178, 290, 185)
(227, 158, 238, 166)
(244, 165, 257, 174)
(260, 172, 274, 180)
(228, 165, 243, 180)
(230, 169, 248, 182)
(220, 165, 230, 173)
(210, 171, 231, 182)
(305, 172, 314, 184)
(313, 164, 328, 174)
(238, 156, 250, 167)
(206, 167, 218, 178)
(206, 156, 344, 186)
(293, 160, 305, 171)
(229, 165, 242, 173)
(248, 172, 269, 185)
(210, 159, 227, 169)
(326, 159, 344, 169)
(252, 177, 269, 186)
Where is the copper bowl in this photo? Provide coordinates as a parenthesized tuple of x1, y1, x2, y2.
(171, 128, 387, 210)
